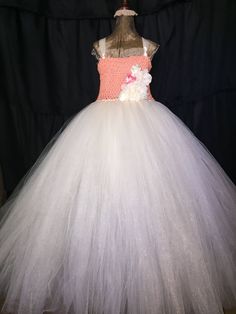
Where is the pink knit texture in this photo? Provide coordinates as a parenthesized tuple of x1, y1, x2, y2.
(97, 55, 154, 100)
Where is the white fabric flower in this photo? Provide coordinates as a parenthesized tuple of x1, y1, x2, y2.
(119, 64, 152, 101)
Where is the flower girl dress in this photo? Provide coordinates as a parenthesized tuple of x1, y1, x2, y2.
(0, 37, 236, 314)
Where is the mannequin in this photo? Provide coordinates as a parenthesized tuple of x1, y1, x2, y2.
(92, 1, 159, 59)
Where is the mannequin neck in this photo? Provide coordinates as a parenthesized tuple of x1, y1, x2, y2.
(112, 16, 138, 39)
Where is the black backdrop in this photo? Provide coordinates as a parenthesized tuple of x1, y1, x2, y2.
(0, 0, 236, 195)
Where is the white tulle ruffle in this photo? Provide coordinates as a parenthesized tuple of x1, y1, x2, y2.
(0, 99, 236, 314)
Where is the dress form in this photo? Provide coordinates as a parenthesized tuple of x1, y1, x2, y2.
(92, 3, 159, 59)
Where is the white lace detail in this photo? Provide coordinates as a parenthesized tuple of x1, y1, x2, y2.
(99, 38, 106, 59)
(114, 9, 138, 17)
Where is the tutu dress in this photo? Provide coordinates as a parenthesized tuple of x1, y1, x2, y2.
(0, 37, 236, 314)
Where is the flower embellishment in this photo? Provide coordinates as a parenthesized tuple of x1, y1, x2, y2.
(118, 64, 152, 101)
(125, 73, 137, 84)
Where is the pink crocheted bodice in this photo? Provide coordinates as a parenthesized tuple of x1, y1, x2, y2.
(96, 37, 154, 101)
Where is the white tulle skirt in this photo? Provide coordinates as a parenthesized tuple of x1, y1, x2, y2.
(0, 99, 236, 314)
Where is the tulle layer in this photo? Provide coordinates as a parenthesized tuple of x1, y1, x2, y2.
(0, 99, 236, 314)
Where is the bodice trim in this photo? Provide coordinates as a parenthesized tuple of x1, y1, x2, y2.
(98, 54, 152, 69)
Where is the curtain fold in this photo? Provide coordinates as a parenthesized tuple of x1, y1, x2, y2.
(0, 0, 188, 18)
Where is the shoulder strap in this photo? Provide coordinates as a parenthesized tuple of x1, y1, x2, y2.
(142, 37, 148, 56)
(99, 38, 106, 58)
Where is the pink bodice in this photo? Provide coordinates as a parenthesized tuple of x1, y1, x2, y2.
(96, 37, 154, 101)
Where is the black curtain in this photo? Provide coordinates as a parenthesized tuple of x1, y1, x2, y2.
(0, 0, 236, 196)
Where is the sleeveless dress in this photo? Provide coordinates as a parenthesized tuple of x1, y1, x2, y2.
(0, 37, 236, 314)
